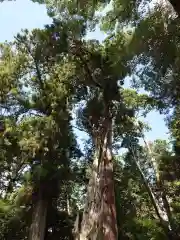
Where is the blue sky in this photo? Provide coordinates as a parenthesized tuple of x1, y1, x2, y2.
(0, 0, 169, 142)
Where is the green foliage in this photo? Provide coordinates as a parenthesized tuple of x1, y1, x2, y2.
(1, 0, 180, 239)
(114, 155, 167, 240)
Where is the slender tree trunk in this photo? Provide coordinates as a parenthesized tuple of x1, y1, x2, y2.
(130, 136, 173, 239)
(130, 147, 166, 224)
(29, 190, 48, 240)
(66, 193, 71, 215)
(142, 138, 176, 236)
(78, 106, 118, 240)
(131, 150, 174, 239)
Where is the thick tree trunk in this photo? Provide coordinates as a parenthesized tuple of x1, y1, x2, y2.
(29, 191, 48, 240)
(99, 118, 118, 240)
(78, 153, 102, 240)
(78, 110, 118, 240)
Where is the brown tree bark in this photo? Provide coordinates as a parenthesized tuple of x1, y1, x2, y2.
(78, 106, 118, 240)
(29, 190, 48, 240)
(99, 117, 118, 240)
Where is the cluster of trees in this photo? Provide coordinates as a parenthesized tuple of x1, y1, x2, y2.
(0, 0, 180, 239)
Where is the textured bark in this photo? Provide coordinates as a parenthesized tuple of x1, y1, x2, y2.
(29, 192, 48, 240)
(78, 154, 102, 240)
(78, 113, 118, 240)
(99, 119, 118, 240)
(74, 212, 81, 240)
